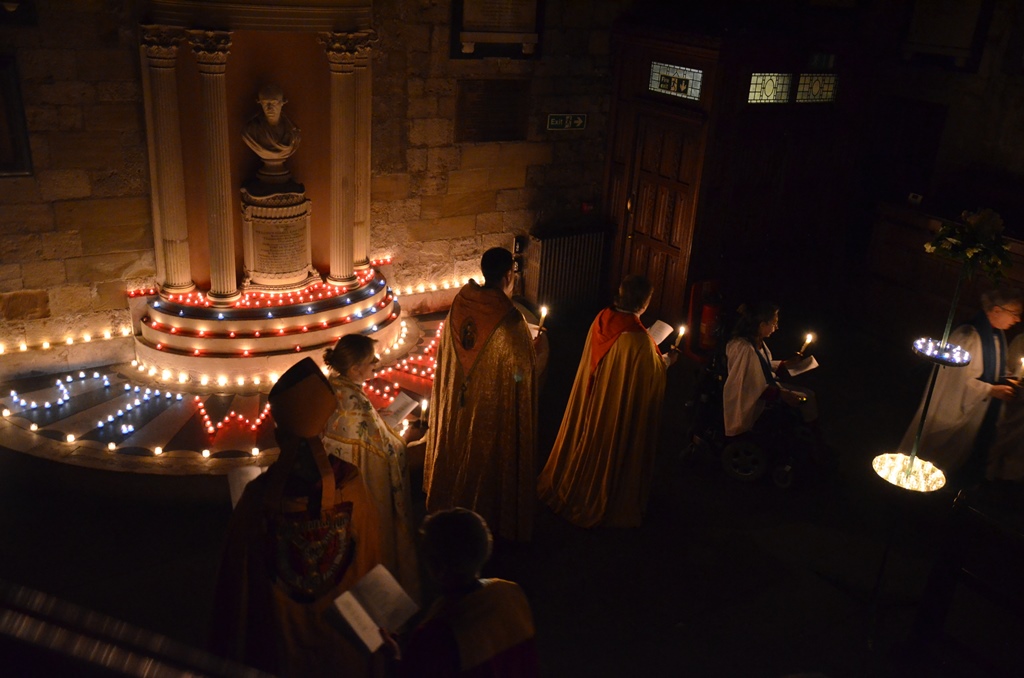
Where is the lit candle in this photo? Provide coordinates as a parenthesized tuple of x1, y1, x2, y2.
(421, 399, 429, 415)
(1019, 357, 1024, 378)
(674, 325, 687, 348)
(799, 332, 815, 355)
(539, 306, 548, 329)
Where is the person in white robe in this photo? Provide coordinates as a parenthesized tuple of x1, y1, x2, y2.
(322, 334, 421, 602)
(988, 332, 1024, 481)
(722, 302, 816, 438)
(900, 288, 1022, 487)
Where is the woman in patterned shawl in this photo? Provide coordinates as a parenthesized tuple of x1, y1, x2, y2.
(323, 334, 421, 602)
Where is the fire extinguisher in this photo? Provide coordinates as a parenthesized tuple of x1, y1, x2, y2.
(699, 300, 720, 351)
(686, 280, 722, 361)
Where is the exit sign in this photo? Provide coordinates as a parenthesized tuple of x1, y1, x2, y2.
(546, 113, 587, 130)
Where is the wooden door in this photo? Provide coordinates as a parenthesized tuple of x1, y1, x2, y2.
(615, 109, 703, 322)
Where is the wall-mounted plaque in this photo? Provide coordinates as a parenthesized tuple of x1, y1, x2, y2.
(453, 0, 541, 59)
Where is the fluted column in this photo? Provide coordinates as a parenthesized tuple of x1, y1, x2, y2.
(188, 30, 240, 306)
(141, 25, 195, 295)
(319, 31, 374, 285)
(353, 33, 376, 271)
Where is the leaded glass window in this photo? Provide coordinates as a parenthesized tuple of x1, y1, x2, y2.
(795, 73, 837, 103)
(648, 61, 702, 101)
(748, 73, 791, 103)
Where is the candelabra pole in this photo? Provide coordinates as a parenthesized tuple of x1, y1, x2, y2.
(906, 363, 941, 473)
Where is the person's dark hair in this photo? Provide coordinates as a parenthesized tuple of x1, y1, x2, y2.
(420, 508, 493, 584)
(614, 274, 653, 314)
(323, 334, 376, 376)
(480, 247, 514, 287)
(980, 285, 1023, 312)
(732, 301, 779, 342)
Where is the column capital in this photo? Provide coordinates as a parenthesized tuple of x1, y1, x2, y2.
(188, 30, 232, 71)
(317, 29, 377, 67)
(140, 25, 186, 64)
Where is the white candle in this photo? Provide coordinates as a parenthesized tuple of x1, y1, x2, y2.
(539, 306, 548, 329)
(674, 325, 687, 348)
(421, 399, 429, 415)
(799, 332, 815, 355)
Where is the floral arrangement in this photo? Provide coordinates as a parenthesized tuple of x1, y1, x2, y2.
(924, 208, 1012, 278)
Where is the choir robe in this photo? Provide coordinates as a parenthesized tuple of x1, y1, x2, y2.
(537, 308, 666, 528)
(985, 333, 1024, 481)
(423, 280, 538, 541)
(399, 579, 540, 678)
(722, 337, 817, 437)
(323, 375, 420, 602)
(900, 319, 1008, 476)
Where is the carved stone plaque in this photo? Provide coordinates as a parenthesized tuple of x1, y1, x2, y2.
(240, 189, 320, 290)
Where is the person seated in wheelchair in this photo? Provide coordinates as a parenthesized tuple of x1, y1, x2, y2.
(722, 301, 818, 443)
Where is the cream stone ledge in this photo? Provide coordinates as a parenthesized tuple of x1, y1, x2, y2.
(132, 313, 405, 389)
(0, 413, 277, 475)
(139, 284, 396, 354)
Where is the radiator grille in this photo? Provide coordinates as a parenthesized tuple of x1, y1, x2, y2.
(523, 231, 604, 308)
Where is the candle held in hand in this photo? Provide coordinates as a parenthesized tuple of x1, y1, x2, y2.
(799, 332, 815, 355)
(421, 399, 429, 415)
(539, 306, 548, 329)
(674, 325, 687, 348)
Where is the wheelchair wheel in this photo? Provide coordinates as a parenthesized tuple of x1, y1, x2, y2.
(721, 439, 768, 482)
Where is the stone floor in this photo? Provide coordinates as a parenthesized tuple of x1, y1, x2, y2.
(1, 302, 1022, 677)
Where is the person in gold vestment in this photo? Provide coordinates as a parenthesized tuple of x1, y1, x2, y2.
(537, 275, 675, 528)
(423, 248, 538, 542)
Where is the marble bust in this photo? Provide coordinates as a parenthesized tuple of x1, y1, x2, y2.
(243, 84, 301, 184)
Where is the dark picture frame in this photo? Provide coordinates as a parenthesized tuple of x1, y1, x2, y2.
(451, 0, 542, 60)
(0, 54, 32, 177)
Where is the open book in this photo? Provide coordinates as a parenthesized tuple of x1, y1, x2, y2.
(334, 564, 419, 652)
(784, 354, 819, 377)
(379, 391, 419, 429)
(647, 319, 674, 345)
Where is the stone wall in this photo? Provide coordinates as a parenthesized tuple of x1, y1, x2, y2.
(0, 0, 634, 378)
(369, 0, 634, 297)
(0, 0, 145, 376)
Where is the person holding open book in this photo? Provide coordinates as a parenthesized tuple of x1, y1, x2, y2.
(323, 333, 421, 603)
(722, 301, 817, 439)
(537, 274, 676, 528)
(382, 508, 540, 677)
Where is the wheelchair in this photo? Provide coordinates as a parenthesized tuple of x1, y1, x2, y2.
(685, 345, 821, 490)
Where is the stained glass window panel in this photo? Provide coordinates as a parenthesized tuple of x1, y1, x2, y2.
(648, 61, 702, 101)
(748, 73, 791, 103)
(795, 73, 837, 103)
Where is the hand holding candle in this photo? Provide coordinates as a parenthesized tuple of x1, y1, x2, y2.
(674, 325, 687, 348)
(538, 306, 548, 329)
(799, 332, 815, 356)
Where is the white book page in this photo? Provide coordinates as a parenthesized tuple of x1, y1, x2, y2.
(334, 591, 384, 652)
(379, 391, 418, 428)
(351, 564, 419, 632)
(647, 320, 674, 345)
(785, 355, 819, 377)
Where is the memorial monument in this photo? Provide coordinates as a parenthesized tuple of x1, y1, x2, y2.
(240, 85, 320, 292)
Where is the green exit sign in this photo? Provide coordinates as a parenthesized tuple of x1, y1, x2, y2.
(546, 113, 587, 130)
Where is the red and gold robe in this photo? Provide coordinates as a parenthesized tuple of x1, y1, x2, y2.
(537, 308, 666, 528)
